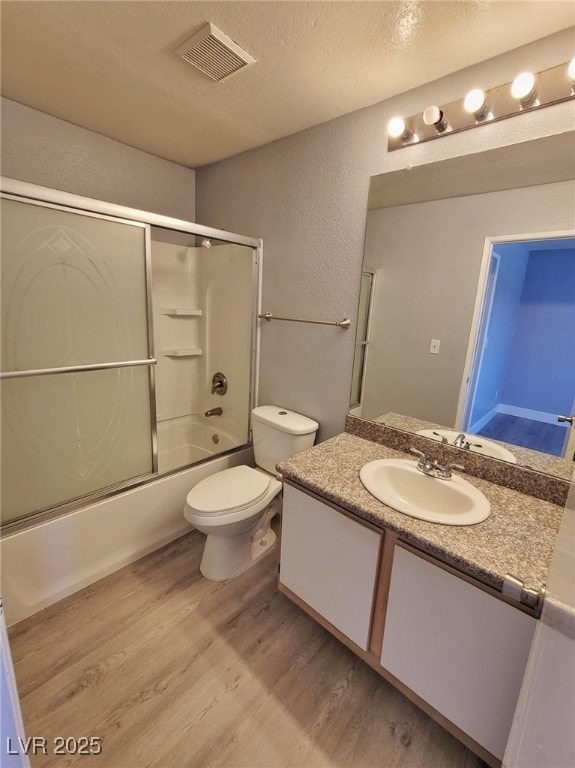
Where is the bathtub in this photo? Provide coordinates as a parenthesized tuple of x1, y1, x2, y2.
(157, 414, 248, 474)
(1, 414, 252, 626)
(1, 441, 253, 626)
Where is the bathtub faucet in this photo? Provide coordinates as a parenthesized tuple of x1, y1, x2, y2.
(211, 372, 228, 395)
(205, 407, 223, 417)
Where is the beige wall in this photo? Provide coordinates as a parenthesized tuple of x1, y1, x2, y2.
(362, 181, 575, 426)
(196, 29, 575, 440)
(1, 98, 196, 221)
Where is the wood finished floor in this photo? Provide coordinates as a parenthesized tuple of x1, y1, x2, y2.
(8, 524, 488, 768)
(477, 413, 566, 456)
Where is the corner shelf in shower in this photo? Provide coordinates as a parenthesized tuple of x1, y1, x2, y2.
(163, 348, 203, 357)
(160, 308, 202, 316)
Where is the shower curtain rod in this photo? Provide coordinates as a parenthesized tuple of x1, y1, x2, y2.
(258, 311, 350, 330)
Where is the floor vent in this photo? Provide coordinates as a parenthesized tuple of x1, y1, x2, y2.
(175, 23, 256, 82)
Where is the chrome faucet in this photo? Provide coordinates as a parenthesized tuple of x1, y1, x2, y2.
(409, 448, 464, 480)
(205, 407, 223, 417)
(452, 433, 467, 448)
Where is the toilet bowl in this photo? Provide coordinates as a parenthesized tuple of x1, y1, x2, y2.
(183, 406, 318, 581)
(184, 465, 282, 580)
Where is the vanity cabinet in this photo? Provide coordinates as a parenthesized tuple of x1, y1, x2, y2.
(279, 484, 381, 650)
(279, 481, 537, 767)
(381, 545, 536, 760)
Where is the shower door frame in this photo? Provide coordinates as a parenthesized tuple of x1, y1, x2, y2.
(0, 177, 262, 535)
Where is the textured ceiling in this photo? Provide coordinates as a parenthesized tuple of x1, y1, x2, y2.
(1, 1, 574, 168)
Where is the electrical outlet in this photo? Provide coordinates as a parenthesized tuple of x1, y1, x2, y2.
(430, 339, 441, 354)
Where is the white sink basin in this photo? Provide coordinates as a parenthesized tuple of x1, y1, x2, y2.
(359, 459, 491, 526)
(415, 429, 517, 463)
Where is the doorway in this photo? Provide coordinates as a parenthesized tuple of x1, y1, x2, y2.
(459, 233, 575, 458)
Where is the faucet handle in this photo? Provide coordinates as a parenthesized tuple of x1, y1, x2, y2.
(438, 462, 465, 479)
(409, 447, 429, 469)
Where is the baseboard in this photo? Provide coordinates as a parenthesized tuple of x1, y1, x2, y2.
(497, 404, 568, 426)
(468, 405, 499, 434)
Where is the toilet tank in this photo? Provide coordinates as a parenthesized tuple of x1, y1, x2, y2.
(252, 406, 319, 475)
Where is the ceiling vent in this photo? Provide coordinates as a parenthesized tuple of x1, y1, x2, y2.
(175, 23, 256, 82)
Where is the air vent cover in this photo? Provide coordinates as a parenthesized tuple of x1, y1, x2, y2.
(175, 23, 256, 82)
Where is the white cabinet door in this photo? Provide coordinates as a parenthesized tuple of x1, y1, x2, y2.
(381, 546, 536, 760)
(280, 484, 381, 650)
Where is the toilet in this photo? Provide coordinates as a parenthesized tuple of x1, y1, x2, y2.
(184, 405, 319, 581)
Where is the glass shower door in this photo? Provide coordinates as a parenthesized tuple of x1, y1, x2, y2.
(0, 196, 156, 527)
(150, 232, 256, 474)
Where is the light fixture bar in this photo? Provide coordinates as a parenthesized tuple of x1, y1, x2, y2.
(388, 61, 574, 151)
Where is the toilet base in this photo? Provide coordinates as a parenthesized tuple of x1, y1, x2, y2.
(199, 524, 277, 581)
(250, 526, 277, 565)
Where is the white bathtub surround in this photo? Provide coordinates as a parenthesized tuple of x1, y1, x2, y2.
(0, 447, 252, 626)
(151, 238, 254, 476)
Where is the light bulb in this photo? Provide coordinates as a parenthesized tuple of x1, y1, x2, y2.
(387, 116, 408, 139)
(464, 88, 486, 115)
(511, 71, 536, 104)
(568, 56, 575, 82)
(423, 105, 449, 133)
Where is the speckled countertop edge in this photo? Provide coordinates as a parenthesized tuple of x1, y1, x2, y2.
(376, 412, 573, 481)
(278, 433, 564, 595)
(346, 415, 570, 507)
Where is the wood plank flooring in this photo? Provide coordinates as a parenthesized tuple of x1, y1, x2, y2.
(8, 523, 488, 768)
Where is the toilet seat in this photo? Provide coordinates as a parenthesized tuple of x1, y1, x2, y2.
(185, 465, 272, 516)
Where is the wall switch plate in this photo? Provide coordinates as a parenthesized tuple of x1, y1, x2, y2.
(430, 339, 441, 354)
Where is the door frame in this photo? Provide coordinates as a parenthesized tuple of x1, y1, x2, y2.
(349, 267, 376, 415)
(460, 250, 501, 433)
(455, 230, 575, 435)
(561, 393, 575, 461)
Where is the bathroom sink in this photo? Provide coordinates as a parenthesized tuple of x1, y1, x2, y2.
(415, 429, 517, 463)
(359, 459, 491, 525)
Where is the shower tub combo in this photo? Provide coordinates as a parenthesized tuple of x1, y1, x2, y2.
(0, 178, 261, 625)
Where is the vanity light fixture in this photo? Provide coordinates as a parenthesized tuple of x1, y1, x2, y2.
(387, 60, 574, 151)
(511, 71, 538, 107)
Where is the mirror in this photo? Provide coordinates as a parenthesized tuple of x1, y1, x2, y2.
(351, 132, 575, 480)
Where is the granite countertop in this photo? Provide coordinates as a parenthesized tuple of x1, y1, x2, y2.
(277, 432, 564, 595)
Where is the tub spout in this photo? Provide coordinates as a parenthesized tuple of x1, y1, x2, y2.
(205, 407, 223, 417)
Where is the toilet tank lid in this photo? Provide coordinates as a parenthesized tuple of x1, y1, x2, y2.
(252, 406, 318, 435)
